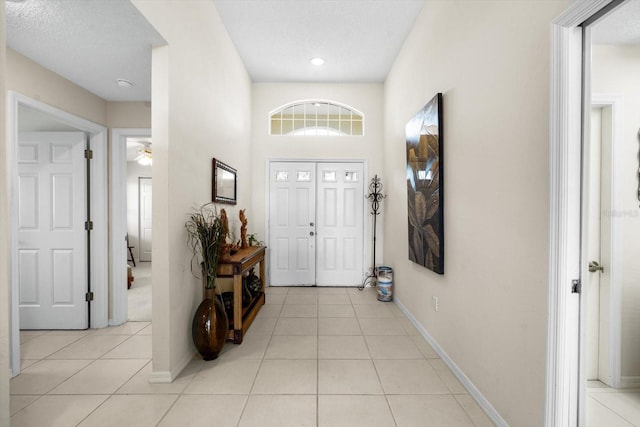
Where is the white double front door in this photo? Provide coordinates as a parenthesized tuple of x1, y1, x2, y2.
(17, 132, 88, 329)
(269, 161, 365, 286)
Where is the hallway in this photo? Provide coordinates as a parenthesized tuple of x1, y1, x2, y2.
(128, 262, 152, 322)
(10, 286, 493, 426)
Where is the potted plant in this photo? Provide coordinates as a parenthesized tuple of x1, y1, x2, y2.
(185, 203, 228, 360)
(247, 233, 263, 247)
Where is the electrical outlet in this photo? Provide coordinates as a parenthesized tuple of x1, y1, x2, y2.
(432, 296, 439, 312)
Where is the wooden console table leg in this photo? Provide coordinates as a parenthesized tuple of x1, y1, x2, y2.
(259, 257, 266, 294)
(233, 273, 243, 344)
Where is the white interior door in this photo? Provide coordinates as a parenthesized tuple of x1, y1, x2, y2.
(17, 132, 88, 329)
(316, 163, 364, 286)
(138, 177, 152, 262)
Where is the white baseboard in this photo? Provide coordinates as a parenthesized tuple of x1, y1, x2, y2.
(394, 297, 508, 427)
(108, 318, 127, 327)
(620, 376, 640, 389)
(149, 351, 195, 384)
(148, 370, 172, 384)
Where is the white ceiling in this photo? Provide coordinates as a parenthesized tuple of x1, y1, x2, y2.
(5, 0, 165, 102)
(5, 0, 424, 102)
(211, 0, 425, 83)
(592, 0, 640, 44)
(4, 0, 640, 104)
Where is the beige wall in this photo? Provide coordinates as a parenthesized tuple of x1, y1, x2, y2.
(132, 0, 252, 378)
(7, 49, 107, 126)
(383, 1, 570, 425)
(591, 45, 640, 378)
(107, 102, 152, 129)
(0, 1, 10, 424)
(8, 47, 151, 128)
(251, 83, 385, 274)
(8, 50, 150, 130)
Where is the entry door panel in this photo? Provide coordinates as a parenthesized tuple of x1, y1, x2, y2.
(18, 132, 87, 329)
(269, 162, 316, 285)
(269, 161, 365, 286)
(317, 163, 364, 286)
(139, 177, 152, 262)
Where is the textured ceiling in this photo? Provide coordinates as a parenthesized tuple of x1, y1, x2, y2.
(5, 0, 640, 104)
(212, 0, 425, 83)
(592, 0, 640, 45)
(6, 0, 165, 102)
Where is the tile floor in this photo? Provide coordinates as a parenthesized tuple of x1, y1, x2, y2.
(11, 286, 495, 427)
(587, 380, 640, 426)
(128, 262, 152, 322)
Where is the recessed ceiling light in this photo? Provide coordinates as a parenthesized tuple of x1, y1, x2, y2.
(116, 78, 134, 88)
(310, 57, 325, 66)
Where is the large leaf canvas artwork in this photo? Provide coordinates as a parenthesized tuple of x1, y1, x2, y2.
(406, 93, 444, 274)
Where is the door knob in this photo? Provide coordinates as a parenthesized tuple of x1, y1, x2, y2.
(310, 222, 315, 227)
(588, 261, 604, 273)
(310, 231, 315, 236)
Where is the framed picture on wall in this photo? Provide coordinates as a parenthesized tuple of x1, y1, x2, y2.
(406, 93, 444, 274)
(212, 158, 237, 205)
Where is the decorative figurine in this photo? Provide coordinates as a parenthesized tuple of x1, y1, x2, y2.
(239, 209, 249, 249)
(220, 208, 229, 244)
(218, 208, 231, 261)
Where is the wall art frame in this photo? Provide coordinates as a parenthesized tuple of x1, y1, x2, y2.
(212, 158, 237, 205)
(406, 93, 444, 274)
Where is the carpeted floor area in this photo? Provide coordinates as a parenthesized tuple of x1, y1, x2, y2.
(128, 262, 151, 322)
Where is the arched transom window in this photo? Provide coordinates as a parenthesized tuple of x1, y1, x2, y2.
(270, 100, 364, 136)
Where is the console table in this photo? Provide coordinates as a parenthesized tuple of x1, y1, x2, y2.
(216, 246, 266, 344)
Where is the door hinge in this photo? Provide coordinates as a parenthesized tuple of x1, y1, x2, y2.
(85, 291, 94, 302)
(84, 149, 93, 159)
(571, 279, 581, 294)
(84, 221, 93, 231)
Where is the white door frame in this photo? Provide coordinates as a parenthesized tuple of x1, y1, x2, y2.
(265, 158, 370, 286)
(8, 92, 108, 376)
(587, 94, 624, 389)
(110, 128, 151, 326)
(546, 1, 618, 425)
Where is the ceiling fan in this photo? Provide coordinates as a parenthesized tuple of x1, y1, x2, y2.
(135, 145, 152, 166)
(128, 138, 152, 166)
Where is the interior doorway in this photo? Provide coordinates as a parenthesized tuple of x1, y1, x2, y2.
(547, 2, 628, 426)
(110, 129, 152, 324)
(581, 3, 640, 423)
(584, 103, 617, 389)
(8, 93, 108, 377)
(268, 161, 366, 286)
(127, 147, 152, 321)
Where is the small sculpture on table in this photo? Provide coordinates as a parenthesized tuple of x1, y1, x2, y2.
(219, 208, 231, 261)
(220, 209, 229, 241)
(239, 209, 249, 249)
